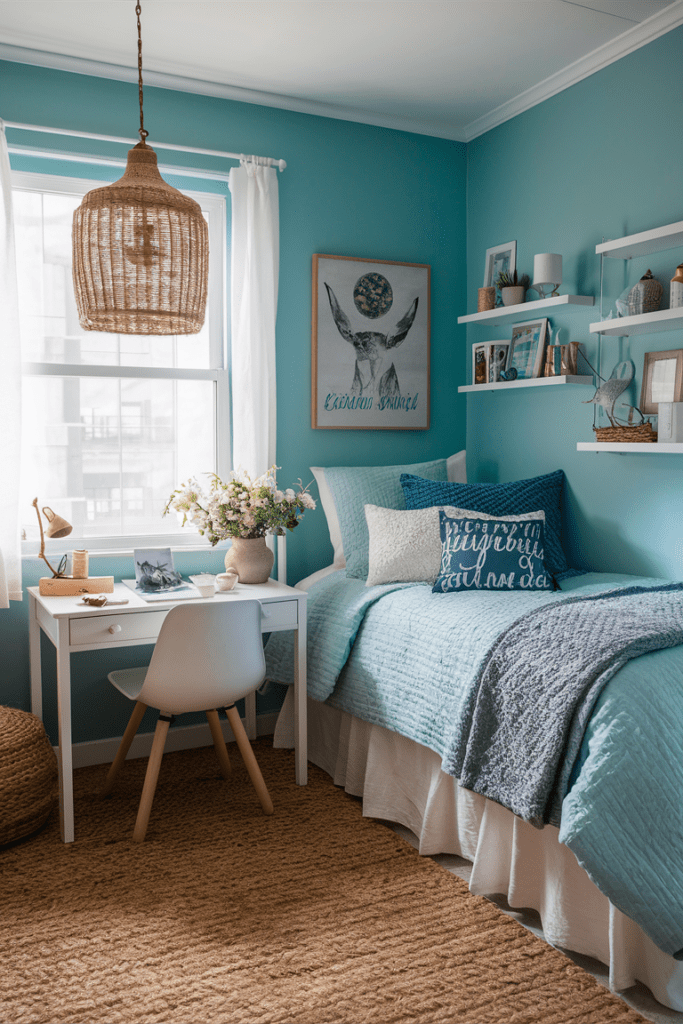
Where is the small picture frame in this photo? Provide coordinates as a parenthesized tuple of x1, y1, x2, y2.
(133, 548, 185, 593)
(472, 343, 488, 385)
(507, 318, 549, 380)
(640, 349, 683, 415)
(484, 241, 517, 307)
(471, 341, 510, 384)
(487, 341, 510, 382)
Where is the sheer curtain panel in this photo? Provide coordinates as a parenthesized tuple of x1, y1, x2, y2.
(0, 121, 22, 604)
(229, 162, 279, 478)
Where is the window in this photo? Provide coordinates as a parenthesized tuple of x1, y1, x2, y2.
(13, 171, 229, 551)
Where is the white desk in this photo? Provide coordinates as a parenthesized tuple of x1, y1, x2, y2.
(28, 579, 307, 843)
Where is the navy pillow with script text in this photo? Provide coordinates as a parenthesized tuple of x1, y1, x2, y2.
(432, 511, 553, 593)
(400, 468, 583, 580)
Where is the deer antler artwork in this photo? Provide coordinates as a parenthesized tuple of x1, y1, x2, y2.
(324, 283, 418, 399)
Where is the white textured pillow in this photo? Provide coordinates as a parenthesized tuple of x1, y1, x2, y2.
(365, 505, 441, 586)
(364, 503, 546, 586)
(311, 450, 467, 571)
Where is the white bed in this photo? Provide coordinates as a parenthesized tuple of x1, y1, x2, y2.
(273, 563, 683, 1012)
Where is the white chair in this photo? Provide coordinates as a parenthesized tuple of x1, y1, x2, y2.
(100, 600, 273, 842)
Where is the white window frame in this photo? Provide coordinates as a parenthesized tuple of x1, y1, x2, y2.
(13, 169, 230, 554)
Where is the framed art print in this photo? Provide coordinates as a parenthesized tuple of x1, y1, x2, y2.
(312, 254, 430, 430)
(484, 241, 516, 307)
(487, 341, 509, 382)
(507, 318, 549, 379)
(472, 343, 488, 385)
(640, 348, 683, 415)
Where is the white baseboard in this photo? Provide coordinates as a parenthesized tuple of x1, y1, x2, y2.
(65, 712, 279, 769)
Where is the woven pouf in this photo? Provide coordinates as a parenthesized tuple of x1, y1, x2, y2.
(0, 707, 58, 845)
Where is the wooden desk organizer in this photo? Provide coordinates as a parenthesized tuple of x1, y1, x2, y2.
(38, 576, 115, 597)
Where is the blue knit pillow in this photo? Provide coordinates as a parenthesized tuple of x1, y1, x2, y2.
(432, 510, 552, 593)
(325, 458, 449, 579)
(401, 468, 574, 579)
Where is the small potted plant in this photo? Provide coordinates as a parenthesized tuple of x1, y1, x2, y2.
(495, 270, 530, 307)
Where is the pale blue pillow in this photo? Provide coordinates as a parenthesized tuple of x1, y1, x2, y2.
(432, 510, 553, 593)
(324, 458, 449, 579)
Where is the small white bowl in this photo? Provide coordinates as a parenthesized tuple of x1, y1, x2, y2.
(189, 574, 216, 598)
(215, 570, 239, 592)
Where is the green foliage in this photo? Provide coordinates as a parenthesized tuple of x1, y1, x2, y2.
(495, 269, 530, 290)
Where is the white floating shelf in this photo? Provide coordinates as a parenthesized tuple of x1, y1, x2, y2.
(459, 375, 593, 393)
(577, 442, 683, 453)
(457, 294, 594, 326)
(596, 220, 683, 260)
(589, 307, 683, 337)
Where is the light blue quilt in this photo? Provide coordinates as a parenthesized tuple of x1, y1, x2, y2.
(264, 570, 683, 959)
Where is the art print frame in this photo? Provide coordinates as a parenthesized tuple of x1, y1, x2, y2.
(507, 318, 549, 380)
(312, 254, 430, 430)
(484, 241, 517, 307)
(472, 343, 488, 386)
(640, 348, 683, 415)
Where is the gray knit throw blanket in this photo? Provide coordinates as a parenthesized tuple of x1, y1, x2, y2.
(444, 583, 683, 828)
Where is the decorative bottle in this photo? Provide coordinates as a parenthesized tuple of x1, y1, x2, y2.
(670, 264, 683, 309)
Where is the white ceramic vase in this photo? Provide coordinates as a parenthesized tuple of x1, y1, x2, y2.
(224, 537, 274, 584)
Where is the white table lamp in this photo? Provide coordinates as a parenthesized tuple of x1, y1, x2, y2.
(533, 253, 562, 299)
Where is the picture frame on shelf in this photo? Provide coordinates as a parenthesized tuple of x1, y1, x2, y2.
(311, 253, 430, 430)
(472, 343, 488, 385)
(487, 341, 509, 382)
(507, 318, 549, 380)
(640, 348, 683, 415)
(471, 341, 510, 385)
(484, 241, 517, 307)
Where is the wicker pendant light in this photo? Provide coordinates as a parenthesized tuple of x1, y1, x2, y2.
(72, 1, 208, 335)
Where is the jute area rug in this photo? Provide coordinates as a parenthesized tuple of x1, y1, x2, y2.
(1, 740, 647, 1024)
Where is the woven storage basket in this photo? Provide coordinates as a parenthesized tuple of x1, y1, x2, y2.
(0, 707, 58, 845)
(593, 423, 658, 443)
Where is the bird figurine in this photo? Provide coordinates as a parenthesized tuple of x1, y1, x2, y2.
(583, 360, 634, 425)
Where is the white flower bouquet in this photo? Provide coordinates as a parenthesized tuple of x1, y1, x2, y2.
(164, 466, 316, 544)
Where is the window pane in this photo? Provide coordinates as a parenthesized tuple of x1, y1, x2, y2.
(13, 188, 213, 369)
(21, 376, 215, 541)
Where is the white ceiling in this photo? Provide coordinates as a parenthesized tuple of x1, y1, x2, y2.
(1, 1, 681, 140)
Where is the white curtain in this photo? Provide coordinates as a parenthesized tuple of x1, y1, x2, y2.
(0, 120, 22, 605)
(228, 160, 279, 480)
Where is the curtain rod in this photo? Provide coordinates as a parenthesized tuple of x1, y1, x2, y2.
(6, 143, 234, 184)
(2, 120, 287, 171)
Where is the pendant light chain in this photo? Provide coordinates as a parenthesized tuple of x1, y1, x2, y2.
(136, 0, 148, 143)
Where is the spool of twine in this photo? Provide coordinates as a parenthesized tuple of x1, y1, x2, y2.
(71, 550, 89, 579)
(477, 286, 496, 312)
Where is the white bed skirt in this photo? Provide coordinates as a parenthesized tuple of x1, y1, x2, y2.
(274, 689, 683, 1011)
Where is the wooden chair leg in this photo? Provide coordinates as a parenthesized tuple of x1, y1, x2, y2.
(132, 713, 172, 843)
(206, 709, 231, 779)
(225, 705, 273, 815)
(99, 700, 147, 797)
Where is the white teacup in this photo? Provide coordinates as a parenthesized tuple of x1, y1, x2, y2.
(215, 569, 239, 592)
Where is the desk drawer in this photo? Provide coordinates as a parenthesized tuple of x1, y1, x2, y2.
(260, 599, 298, 631)
(70, 611, 169, 646)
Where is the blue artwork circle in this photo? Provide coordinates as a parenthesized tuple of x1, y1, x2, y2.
(353, 273, 393, 319)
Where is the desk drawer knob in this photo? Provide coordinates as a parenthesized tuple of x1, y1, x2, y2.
(108, 624, 122, 634)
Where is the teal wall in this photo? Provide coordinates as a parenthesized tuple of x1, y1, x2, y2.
(0, 57, 467, 743)
(465, 26, 683, 581)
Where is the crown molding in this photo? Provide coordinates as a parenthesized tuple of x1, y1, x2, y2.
(2, 0, 682, 148)
(0, 43, 468, 143)
(463, 0, 683, 141)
